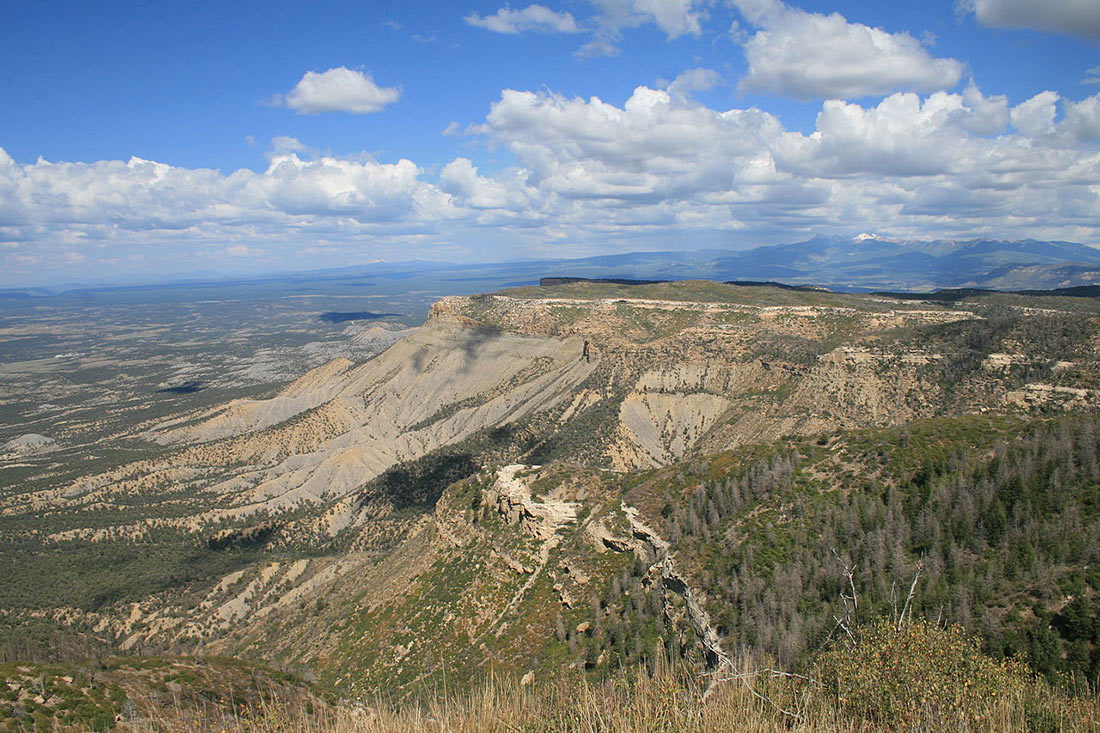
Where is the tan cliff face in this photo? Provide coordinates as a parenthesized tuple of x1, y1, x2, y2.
(17, 286, 1099, 537)
(21, 316, 594, 535)
(438, 289, 991, 469)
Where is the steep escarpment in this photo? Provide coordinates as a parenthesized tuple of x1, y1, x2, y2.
(36, 283, 1098, 535)
(443, 285, 1100, 470)
(22, 316, 594, 535)
(4, 281, 1100, 705)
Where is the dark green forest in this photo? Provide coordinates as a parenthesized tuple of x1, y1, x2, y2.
(627, 414, 1100, 688)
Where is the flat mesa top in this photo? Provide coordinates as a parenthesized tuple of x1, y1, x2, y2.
(486, 279, 1100, 314)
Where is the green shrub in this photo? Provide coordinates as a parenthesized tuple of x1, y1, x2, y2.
(816, 619, 1026, 729)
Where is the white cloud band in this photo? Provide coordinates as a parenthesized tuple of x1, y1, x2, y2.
(4, 82, 1100, 282)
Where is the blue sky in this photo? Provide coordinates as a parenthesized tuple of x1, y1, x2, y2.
(2, 0, 1099, 286)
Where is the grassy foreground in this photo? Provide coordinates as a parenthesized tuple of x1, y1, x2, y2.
(236, 671, 1098, 733)
(231, 623, 1098, 733)
(2, 622, 1097, 730)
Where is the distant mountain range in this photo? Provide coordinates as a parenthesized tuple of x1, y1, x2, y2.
(524, 236, 1100, 292)
(4, 236, 1100, 299)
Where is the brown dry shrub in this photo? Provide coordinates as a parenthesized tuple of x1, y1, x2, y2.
(814, 619, 1027, 730)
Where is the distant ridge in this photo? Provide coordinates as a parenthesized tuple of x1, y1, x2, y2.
(1016, 284, 1100, 298)
(541, 277, 1100, 302)
(539, 277, 669, 286)
(875, 284, 1100, 302)
(724, 280, 831, 292)
(539, 277, 832, 293)
(530, 237, 1100, 294)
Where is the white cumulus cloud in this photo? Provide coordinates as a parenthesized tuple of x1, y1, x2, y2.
(0, 142, 460, 282)
(1010, 91, 1059, 136)
(592, 0, 706, 38)
(959, 84, 1010, 134)
(967, 0, 1100, 40)
(1062, 95, 1100, 142)
(465, 5, 580, 33)
(616, 0, 706, 38)
(467, 1, 708, 56)
(732, 0, 965, 99)
(578, 0, 706, 56)
(575, 39, 621, 58)
(666, 68, 723, 100)
(440, 158, 540, 212)
(473, 85, 787, 202)
(461, 83, 1100, 242)
(274, 67, 400, 115)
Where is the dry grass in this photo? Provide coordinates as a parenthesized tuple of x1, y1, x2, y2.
(207, 657, 1099, 733)
(19, 624, 1098, 731)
